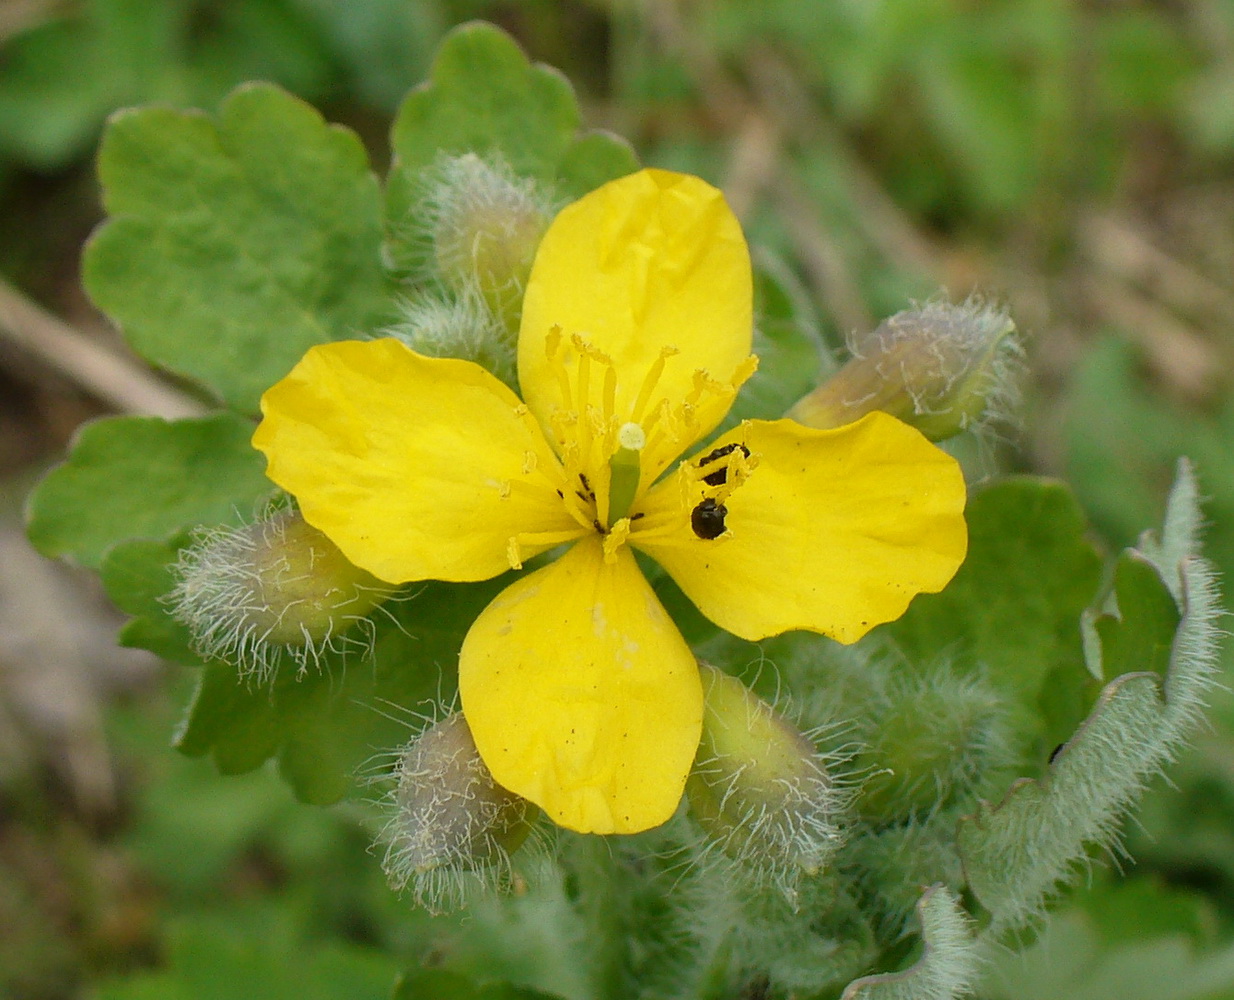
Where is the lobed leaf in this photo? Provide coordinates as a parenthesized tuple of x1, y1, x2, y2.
(101, 535, 200, 664)
(956, 462, 1224, 932)
(25, 413, 271, 570)
(386, 21, 637, 233)
(84, 82, 388, 413)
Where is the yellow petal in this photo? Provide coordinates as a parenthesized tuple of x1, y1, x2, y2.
(253, 339, 582, 584)
(518, 169, 753, 459)
(633, 413, 968, 643)
(459, 537, 703, 834)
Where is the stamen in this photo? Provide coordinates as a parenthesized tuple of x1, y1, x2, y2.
(497, 476, 557, 504)
(505, 527, 588, 570)
(641, 398, 674, 461)
(602, 362, 617, 430)
(685, 369, 727, 408)
(559, 487, 597, 531)
(632, 346, 679, 425)
(732, 354, 759, 390)
(630, 441, 759, 547)
(545, 326, 573, 413)
(575, 338, 592, 423)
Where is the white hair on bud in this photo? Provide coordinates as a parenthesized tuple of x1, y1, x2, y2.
(380, 153, 556, 386)
(371, 712, 544, 913)
(851, 294, 1025, 438)
(166, 502, 391, 682)
(382, 284, 517, 387)
(690, 682, 857, 908)
(420, 152, 554, 288)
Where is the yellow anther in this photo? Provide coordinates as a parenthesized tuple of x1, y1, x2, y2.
(522, 451, 538, 475)
(731, 354, 759, 390)
(602, 518, 632, 563)
(686, 369, 728, 407)
(506, 537, 523, 571)
(545, 324, 563, 360)
(569, 333, 614, 366)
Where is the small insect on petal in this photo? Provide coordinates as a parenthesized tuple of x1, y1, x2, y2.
(698, 442, 750, 487)
(691, 498, 728, 539)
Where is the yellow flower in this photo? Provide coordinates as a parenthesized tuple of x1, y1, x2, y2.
(252, 169, 967, 836)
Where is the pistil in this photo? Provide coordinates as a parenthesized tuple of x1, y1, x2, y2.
(607, 422, 646, 524)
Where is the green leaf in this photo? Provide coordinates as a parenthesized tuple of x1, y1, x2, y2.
(97, 915, 397, 1000)
(174, 577, 507, 805)
(84, 82, 388, 413)
(26, 414, 270, 569)
(956, 465, 1224, 932)
(552, 130, 641, 200)
(177, 661, 281, 775)
(1088, 551, 1180, 681)
(392, 969, 562, 1000)
(887, 478, 1104, 745)
(839, 886, 977, 1000)
(391, 23, 576, 179)
(387, 22, 637, 227)
(101, 535, 199, 663)
(1137, 458, 1206, 603)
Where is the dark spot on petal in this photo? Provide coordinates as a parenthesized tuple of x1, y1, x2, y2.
(691, 498, 728, 539)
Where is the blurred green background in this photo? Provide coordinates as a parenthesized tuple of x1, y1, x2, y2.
(2, 2, 1233, 998)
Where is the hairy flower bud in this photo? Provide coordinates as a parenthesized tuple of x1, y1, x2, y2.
(168, 506, 388, 679)
(686, 663, 847, 889)
(789, 297, 1023, 441)
(377, 712, 538, 910)
(385, 287, 517, 387)
(857, 666, 1014, 822)
(422, 153, 552, 326)
(383, 154, 553, 385)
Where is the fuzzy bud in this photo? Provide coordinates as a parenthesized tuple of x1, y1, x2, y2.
(422, 153, 552, 327)
(378, 712, 538, 910)
(788, 297, 1023, 441)
(856, 667, 1013, 822)
(167, 506, 388, 679)
(686, 663, 846, 886)
(385, 287, 517, 388)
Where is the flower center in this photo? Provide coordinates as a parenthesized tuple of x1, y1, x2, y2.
(511, 328, 760, 567)
(540, 327, 690, 534)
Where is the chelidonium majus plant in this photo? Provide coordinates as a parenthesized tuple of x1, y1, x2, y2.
(26, 22, 1224, 1000)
